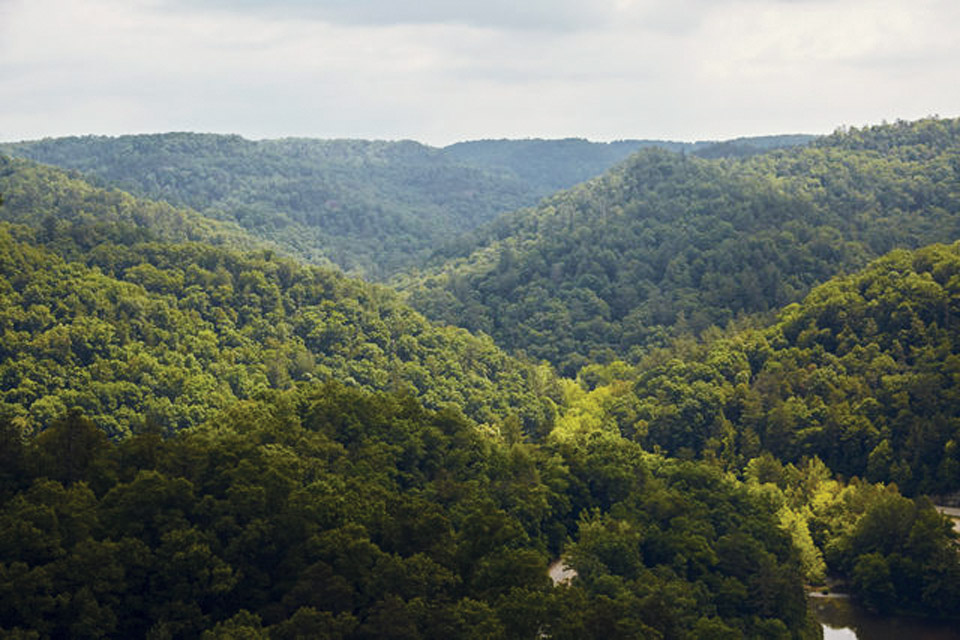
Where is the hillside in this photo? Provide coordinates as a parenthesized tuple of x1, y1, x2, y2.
(0, 152, 564, 437)
(0, 224, 560, 439)
(0, 155, 261, 257)
(0, 133, 813, 280)
(576, 240, 960, 496)
(548, 239, 960, 616)
(404, 117, 960, 375)
(5, 118, 960, 636)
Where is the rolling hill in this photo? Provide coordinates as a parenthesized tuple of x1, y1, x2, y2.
(3, 118, 960, 636)
(0, 133, 813, 279)
(403, 117, 960, 375)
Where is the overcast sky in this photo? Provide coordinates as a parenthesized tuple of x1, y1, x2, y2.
(1, 0, 958, 145)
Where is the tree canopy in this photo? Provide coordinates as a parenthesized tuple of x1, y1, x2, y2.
(0, 225, 558, 439)
(404, 117, 960, 375)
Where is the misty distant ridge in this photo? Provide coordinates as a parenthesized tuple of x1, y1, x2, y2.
(0, 131, 814, 278)
(0, 132, 817, 194)
(2, 131, 817, 159)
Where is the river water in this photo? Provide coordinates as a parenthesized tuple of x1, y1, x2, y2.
(811, 596, 960, 639)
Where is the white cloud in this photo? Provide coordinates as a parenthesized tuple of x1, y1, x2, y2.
(172, 0, 616, 31)
(0, 0, 958, 144)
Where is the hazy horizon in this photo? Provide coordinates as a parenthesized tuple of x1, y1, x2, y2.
(2, 0, 957, 146)
(0, 128, 826, 147)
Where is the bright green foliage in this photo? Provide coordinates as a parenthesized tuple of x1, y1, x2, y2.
(405, 117, 960, 375)
(0, 228, 558, 438)
(0, 386, 815, 638)
(740, 458, 960, 616)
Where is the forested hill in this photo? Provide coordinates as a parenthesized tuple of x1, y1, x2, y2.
(0, 134, 536, 277)
(0, 133, 812, 279)
(6, 120, 960, 636)
(0, 155, 261, 257)
(0, 224, 560, 439)
(544, 240, 960, 617)
(444, 135, 815, 194)
(568, 240, 960, 496)
(404, 117, 960, 375)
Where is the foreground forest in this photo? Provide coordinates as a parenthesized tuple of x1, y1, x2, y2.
(2, 118, 960, 638)
(0, 383, 830, 639)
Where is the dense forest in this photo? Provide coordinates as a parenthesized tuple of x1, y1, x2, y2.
(2, 117, 960, 638)
(0, 155, 260, 257)
(557, 241, 960, 495)
(0, 382, 832, 639)
(0, 134, 811, 279)
(0, 135, 623, 278)
(404, 118, 960, 375)
(0, 224, 559, 440)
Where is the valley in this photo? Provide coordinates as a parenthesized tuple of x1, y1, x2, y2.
(1, 118, 959, 638)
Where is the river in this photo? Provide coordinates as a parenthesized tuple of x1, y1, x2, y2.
(811, 596, 960, 639)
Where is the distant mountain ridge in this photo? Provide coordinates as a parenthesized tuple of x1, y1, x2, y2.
(0, 132, 813, 278)
(445, 134, 816, 192)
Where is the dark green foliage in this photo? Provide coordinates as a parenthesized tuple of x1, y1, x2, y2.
(800, 464, 959, 616)
(0, 386, 815, 638)
(822, 491, 960, 615)
(0, 227, 557, 438)
(405, 117, 960, 375)
(615, 242, 960, 495)
(550, 433, 816, 639)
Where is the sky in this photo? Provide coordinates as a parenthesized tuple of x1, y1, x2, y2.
(1, 0, 958, 146)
